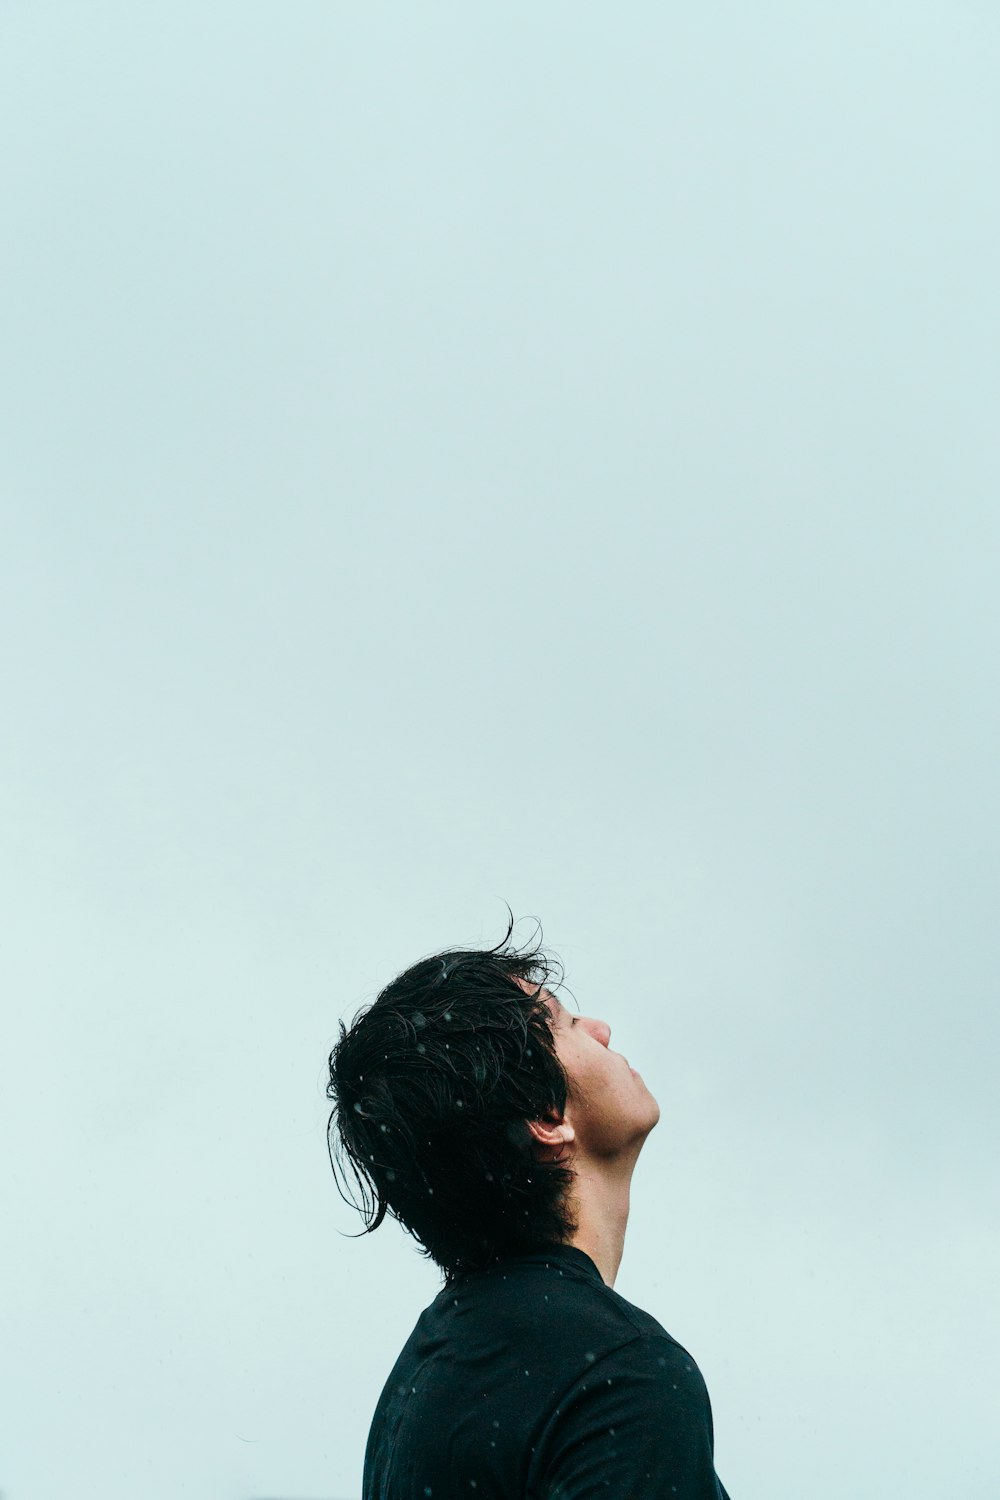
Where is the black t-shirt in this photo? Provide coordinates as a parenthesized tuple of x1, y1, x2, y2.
(363, 1243, 730, 1499)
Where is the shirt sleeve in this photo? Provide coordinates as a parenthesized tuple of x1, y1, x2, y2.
(533, 1333, 730, 1500)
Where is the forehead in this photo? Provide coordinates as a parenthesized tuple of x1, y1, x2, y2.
(542, 988, 566, 1023)
(514, 979, 566, 1024)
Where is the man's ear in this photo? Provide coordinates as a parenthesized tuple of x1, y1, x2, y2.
(527, 1113, 575, 1154)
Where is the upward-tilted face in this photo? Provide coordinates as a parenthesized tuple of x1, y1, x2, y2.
(543, 990, 660, 1160)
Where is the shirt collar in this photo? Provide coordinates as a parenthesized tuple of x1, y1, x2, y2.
(512, 1241, 605, 1284)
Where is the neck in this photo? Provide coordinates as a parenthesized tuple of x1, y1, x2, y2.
(566, 1154, 637, 1287)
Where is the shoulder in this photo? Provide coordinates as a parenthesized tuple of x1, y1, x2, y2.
(529, 1328, 723, 1497)
(535, 1285, 717, 1452)
(578, 1322, 713, 1403)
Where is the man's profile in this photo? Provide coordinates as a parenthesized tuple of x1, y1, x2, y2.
(326, 918, 730, 1499)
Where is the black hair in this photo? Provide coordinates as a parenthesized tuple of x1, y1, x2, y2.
(326, 915, 576, 1285)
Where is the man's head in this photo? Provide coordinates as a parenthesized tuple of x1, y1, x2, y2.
(326, 920, 658, 1283)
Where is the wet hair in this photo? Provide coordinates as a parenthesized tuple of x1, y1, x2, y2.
(326, 915, 576, 1284)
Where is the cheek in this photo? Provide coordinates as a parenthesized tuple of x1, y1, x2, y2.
(572, 1059, 611, 1109)
(563, 1058, 597, 1108)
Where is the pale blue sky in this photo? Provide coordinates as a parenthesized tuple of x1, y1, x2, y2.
(2, 5, 998, 1498)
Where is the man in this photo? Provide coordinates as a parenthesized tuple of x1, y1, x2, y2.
(327, 921, 730, 1499)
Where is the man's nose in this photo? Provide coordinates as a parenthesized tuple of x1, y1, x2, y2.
(585, 1017, 612, 1047)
